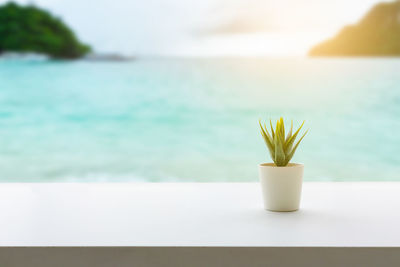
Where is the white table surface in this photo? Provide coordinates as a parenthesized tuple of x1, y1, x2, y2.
(0, 182, 399, 247)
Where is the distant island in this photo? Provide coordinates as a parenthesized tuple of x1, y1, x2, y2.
(309, 1, 400, 57)
(0, 2, 91, 59)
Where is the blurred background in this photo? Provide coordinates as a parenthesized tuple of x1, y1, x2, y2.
(0, 0, 399, 182)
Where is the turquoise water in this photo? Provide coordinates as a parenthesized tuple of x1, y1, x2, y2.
(0, 58, 399, 182)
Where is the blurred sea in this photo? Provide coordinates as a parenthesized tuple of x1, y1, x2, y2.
(0, 57, 399, 182)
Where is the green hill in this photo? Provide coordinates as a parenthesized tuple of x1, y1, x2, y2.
(309, 1, 400, 56)
(0, 2, 91, 59)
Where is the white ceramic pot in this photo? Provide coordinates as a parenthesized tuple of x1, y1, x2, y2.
(258, 163, 304, 212)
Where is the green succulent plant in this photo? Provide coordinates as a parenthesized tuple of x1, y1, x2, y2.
(259, 117, 308, 167)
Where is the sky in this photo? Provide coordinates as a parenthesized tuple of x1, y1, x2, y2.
(2, 0, 388, 56)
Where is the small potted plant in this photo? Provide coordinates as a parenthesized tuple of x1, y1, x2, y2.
(259, 117, 308, 212)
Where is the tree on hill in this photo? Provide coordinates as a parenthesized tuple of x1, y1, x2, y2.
(309, 1, 400, 56)
(0, 2, 91, 59)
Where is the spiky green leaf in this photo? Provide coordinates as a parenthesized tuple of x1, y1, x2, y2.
(269, 119, 275, 139)
(285, 120, 293, 143)
(285, 120, 305, 153)
(284, 129, 308, 165)
(274, 123, 286, 166)
(279, 117, 285, 138)
(259, 120, 274, 159)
